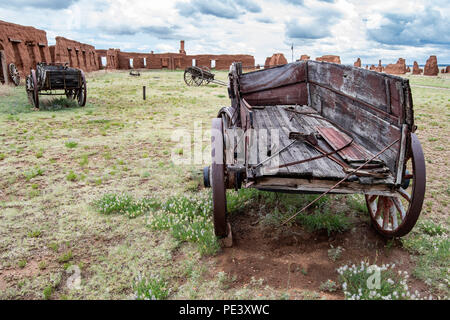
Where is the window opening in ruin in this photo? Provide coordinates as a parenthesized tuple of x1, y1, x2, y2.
(192, 59, 196, 66)
(211, 60, 216, 69)
(75, 50, 80, 67)
(101, 56, 106, 67)
(39, 46, 46, 63)
(26, 44, 37, 69)
(143, 58, 147, 67)
(67, 49, 73, 66)
(130, 58, 134, 69)
(12, 42, 23, 70)
(82, 51, 87, 68)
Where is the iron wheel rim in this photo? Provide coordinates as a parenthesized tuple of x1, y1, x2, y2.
(365, 133, 426, 237)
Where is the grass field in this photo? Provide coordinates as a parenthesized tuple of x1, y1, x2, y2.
(0, 70, 448, 300)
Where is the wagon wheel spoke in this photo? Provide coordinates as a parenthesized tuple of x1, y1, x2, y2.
(398, 187, 411, 202)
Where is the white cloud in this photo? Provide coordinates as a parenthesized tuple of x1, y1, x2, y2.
(0, 0, 449, 65)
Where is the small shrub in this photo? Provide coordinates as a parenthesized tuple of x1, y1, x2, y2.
(58, 250, 73, 263)
(43, 286, 53, 300)
(328, 245, 344, 262)
(18, 260, 27, 268)
(297, 211, 351, 235)
(66, 170, 78, 181)
(133, 274, 170, 300)
(148, 192, 220, 256)
(38, 261, 48, 270)
(319, 279, 338, 292)
(27, 230, 42, 238)
(65, 141, 78, 148)
(337, 262, 429, 300)
(24, 166, 44, 181)
(94, 193, 160, 218)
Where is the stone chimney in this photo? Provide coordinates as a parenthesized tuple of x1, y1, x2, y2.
(179, 40, 186, 54)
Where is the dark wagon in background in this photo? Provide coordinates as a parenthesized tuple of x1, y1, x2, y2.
(204, 60, 426, 239)
(26, 62, 87, 109)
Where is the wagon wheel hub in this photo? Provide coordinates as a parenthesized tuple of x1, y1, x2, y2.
(365, 133, 426, 237)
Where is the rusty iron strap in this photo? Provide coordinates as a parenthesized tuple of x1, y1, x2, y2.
(269, 137, 353, 170)
(281, 138, 400, 226)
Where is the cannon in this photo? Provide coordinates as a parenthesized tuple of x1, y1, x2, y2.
(183, 66, 227, 87)
(205, 61, 426, 239)
(25, 63, 87, 109)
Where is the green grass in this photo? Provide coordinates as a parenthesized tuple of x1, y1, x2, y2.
(65, 141, 78, 148)
(297, 211, 352, 235)
(133, 274, 170, 300)
(147, 191, 220, 256)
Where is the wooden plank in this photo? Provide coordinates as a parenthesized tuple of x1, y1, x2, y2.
(307, 60, 404, 120)
(240, 61, 306, 94)
(254, 176, 396, 195)
(279, 107, 346, 178)
(242, 82, 307, 106)
(309, 84, 400, 174)
(316, 126, 374, 162)
(252, 108, 291, 176)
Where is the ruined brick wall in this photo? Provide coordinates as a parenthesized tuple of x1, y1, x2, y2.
(299, 55, 310, 61)
(0, 20, 51, 80)
(354, 58, 361, 67)
(424, 55, 438, 76)
(53, 37, 99, 72)
(264, 53, 287, 68)
(384, 58, 406, 75)
(146, 53, 254, 70)
(316, 55, 341, 64)
(412, 61, 422, 75)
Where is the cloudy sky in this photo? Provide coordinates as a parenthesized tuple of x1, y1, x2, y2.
(1, 0, 449, 65)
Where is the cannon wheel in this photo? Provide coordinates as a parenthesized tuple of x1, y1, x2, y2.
(9, 63, 20, 86)
(184, 68, 195, 86)
(26, 70, 39, 108)
(365, 133, 426, 237)
(184, 67, 203, 86)
(193, 69, 204, 86)
(76, 71, 87, 106)
(211, 117, 227, 237)
(200, 66, 211, 84)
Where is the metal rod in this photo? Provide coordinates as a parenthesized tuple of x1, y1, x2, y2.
(281, 138, 400, 225)
(143, 86, 146, 100)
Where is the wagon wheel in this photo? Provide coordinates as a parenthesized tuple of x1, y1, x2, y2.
(76, 71, 87, 106)
(193, 68, 204, 86)
(26, 70, 39, 108)
(365, 133, 426, 237)
(9, 63, 20, 86)
(184, 68, 195, 86)
(211, 117, 227, 237)
(65, 89, 75, 100)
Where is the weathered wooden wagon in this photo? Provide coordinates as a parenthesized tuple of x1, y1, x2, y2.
(26, 63, 87, 109)
(204, 61, 426, 239)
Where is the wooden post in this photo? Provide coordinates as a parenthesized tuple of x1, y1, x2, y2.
(143, 85, 146, 100)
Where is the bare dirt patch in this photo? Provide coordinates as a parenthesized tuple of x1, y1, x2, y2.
(214, 207, 428, 299)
